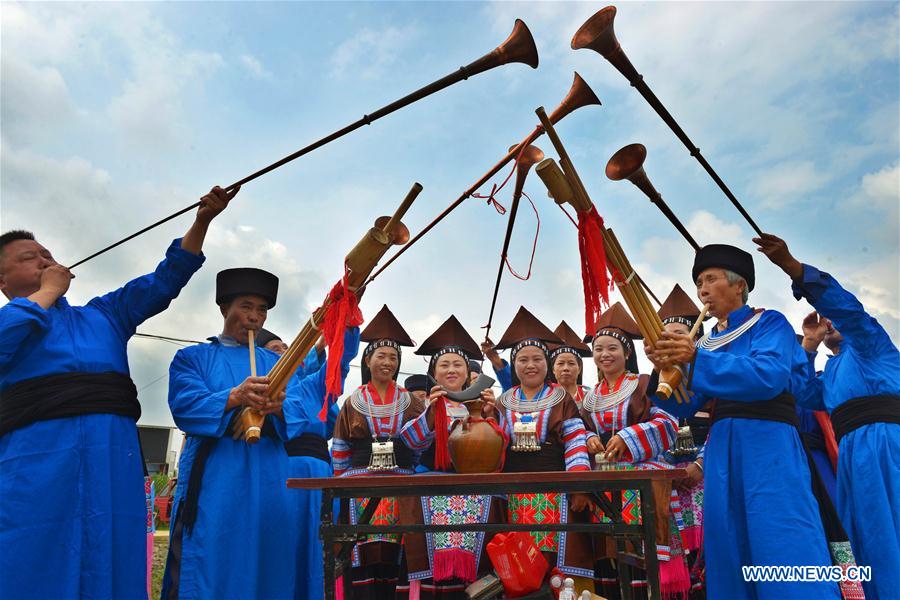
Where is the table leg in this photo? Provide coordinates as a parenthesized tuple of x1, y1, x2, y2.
(322, 489, 336, 600)
(640, 481, 660, 600)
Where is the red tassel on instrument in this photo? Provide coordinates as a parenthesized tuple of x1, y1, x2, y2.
(318, 273, 364, 421)
(433, 399, 451, 471)
(577, 206, 612, 336)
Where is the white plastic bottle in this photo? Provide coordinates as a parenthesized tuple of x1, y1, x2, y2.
(558, 577, 576, 600)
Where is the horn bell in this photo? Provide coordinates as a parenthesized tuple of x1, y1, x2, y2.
(606, 143, 647, 181)
(548, 72, 602, 123)
(467, 18, 539, 78)
(571, 6, 620, 56)
(374, 216, 411, 245)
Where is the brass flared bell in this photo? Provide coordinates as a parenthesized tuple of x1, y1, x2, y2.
(468, 18, 540, 77)
(374, 216, 410, 245)
(509, 144, 545, 201)
(549, 72, 602, 123)
(572, 6, 620, 56)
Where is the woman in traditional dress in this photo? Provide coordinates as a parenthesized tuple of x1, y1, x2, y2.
(579, 302, 684, 600)
(549, 320, 592, 410)
(489, 307, 595, 591)
(331, 305, 426, 598)
(655, 285, 709, 599)
(398, 316, 504, 598)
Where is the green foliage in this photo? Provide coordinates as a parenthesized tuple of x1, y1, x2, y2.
(151, 471, 171, 495)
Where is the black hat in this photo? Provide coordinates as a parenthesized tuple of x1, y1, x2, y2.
(216, 268, 279, 308)
(255, 328, 281, 347)
(692, 244, 755, 291)
(415, 315, 482, 360)
(550, 320, 592, 357)
(361, 305, 415, 346)
(468, 360, 483, 374)
(494, 307, 563, 350)
(404, 374, 430, 393)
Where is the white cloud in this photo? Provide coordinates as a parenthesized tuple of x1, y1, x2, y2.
(751, 161, 830, 210)
(330, 24, 419, 80)
(240, 54, 272, 80)
(0, 56, 78, 145)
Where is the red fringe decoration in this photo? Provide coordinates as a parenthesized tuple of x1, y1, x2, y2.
(660, 557, 691, 600)
(433, 549, 477, 584)
(680, 526, 703, 553)
(433, 399, 451, 471)
(317, 273, 363, 421)
(577, 206, 612, 336)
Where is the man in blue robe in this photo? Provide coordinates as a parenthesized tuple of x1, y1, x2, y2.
(756, 233, 900, 598)
(648, 244, 839, 599)
(0, 186, 235, 600)
(161, 267, 360, 599)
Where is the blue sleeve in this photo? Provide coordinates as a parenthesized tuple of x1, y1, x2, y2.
(493, 360, 513, 392)
(691, 311, 794, 402)
(792, 348, 826, 411)
(792, 264, 895, 358)
(0, 298, 50, 364)
(90, 238, 205, 336)
(283, 327, 360, 440)
(168, 348, 233, 437)
(297, 346, 325, 378)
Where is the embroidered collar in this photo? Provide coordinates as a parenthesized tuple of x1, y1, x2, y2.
(698, 307, 763, 351)
(350, 383, 410, 418)
(498, 384, 565, 413)
(583, 373, 639, 413)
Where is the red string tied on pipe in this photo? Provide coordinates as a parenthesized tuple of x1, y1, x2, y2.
(317, 271, 364, 421)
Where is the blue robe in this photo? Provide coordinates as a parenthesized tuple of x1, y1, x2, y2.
(0, 239, 204, 600)
(654, 304, 839, 599)
(162, 336, 301, 599)
(792, 265, 900, 598)
(282, 328, 359, 600)
(490, 359, 512, 391)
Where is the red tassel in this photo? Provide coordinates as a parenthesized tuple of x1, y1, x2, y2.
(433, 399, 451, 471)
(660, 557, 691, 600)
(814, 410, 840, 470)
(433, 549, 477, 583)
(317, 273, 364, 421)
(577, 206, 611, 336)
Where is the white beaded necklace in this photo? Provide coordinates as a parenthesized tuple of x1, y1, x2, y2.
(349, 386, 411, 418)
(582, 375, 639, 413)
(698, 310, 763, 351)
(498, 385, 566, 414)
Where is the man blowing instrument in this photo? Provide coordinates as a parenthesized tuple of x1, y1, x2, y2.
(0, 186, 236, 600)
(645, 244, 840, 599)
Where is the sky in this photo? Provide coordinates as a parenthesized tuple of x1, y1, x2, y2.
(2, 1, 898, 427)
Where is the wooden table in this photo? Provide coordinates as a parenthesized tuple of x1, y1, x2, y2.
(289, 468, 685, 600)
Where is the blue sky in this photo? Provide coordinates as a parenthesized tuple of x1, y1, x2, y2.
(3, 1, 898, 427)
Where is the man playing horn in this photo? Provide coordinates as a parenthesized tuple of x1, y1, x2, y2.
(645, 244, 840, 599)
(756, 232, 899, 599)
(0, 186, 235, 599)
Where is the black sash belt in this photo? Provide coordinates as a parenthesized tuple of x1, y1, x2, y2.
(711, 392, 799, 427)
(830, 394, 900, 444)
(0, 371, 140, 437)
(503, 443, 565, 473)
(285, 432, 330, 462)
(350, 438, 414, 469)
(711, 392, 849, 546)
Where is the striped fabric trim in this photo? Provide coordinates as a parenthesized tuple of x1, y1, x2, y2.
(696, 442, 706, 460)
(398, 412, 434, 451)
(617, 406, 678, 462)
(332, 438, 352, 476)
(561, 418, 591, 471)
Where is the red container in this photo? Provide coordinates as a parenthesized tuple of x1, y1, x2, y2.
(486, 532, 549, 597)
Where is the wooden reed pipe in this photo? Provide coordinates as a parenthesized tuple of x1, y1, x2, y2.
(238, 329, 264, 444)
(382, 183, 421, 240)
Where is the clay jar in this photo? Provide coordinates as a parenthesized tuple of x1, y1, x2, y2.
(448, 400, 505, 473)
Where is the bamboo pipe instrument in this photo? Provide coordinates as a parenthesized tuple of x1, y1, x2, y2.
(235, 329, 264, 443)
(236, 183, 423, 443)
(532, 107, 690, 401)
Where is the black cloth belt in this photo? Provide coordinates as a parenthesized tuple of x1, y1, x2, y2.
(710, 391, 850, 547)
(285, 432, 330, 462)
(503, 442, 565, 473)
(711, 392, 799, 427)
(830, 394, 900, 444)
(0, 371, 140, 437)
(350, 438, 414, 470)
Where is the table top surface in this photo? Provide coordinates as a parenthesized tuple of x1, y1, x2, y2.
(287, 468, 687, 490)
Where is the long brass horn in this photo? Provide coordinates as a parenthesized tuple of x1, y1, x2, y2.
(365, 72, 601, 286)
(573, 6, 763, 236)
(606, 143, 700, 251)
(484, 144, 545, 338)
(69, 20, 539, 269)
